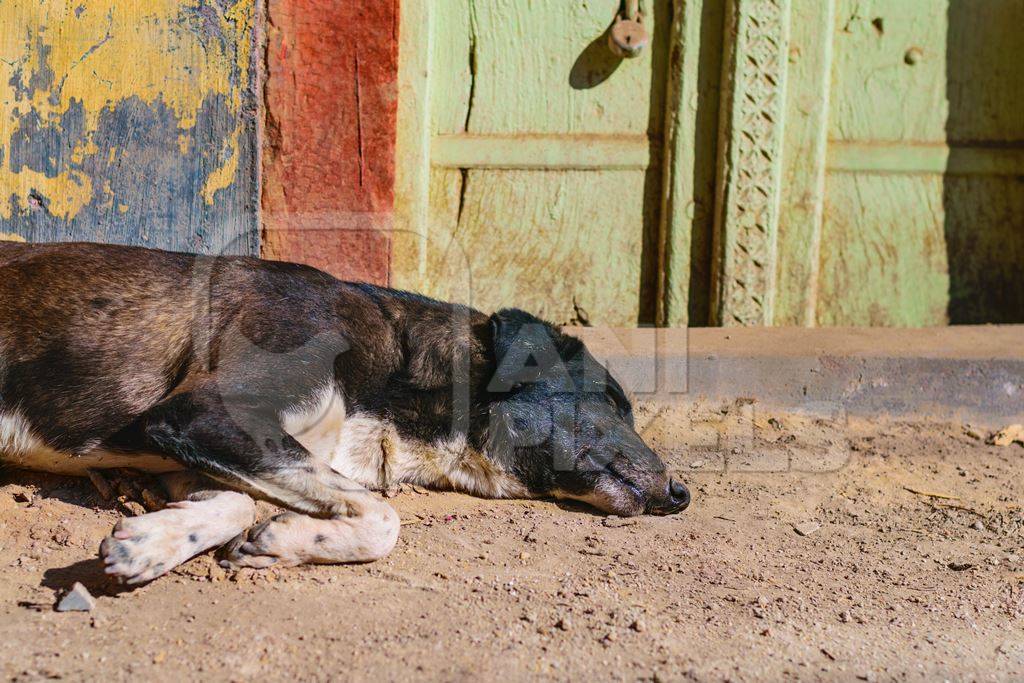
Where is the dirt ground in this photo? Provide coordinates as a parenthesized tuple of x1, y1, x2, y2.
(1, 406, 1022, 682)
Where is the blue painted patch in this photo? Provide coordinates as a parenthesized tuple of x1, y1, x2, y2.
(1, 94, 258, 256)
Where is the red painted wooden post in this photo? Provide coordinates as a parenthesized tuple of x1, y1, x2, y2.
(261, 0, 400, 285)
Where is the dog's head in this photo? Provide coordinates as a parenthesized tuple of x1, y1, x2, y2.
(480, 309, 689, 517)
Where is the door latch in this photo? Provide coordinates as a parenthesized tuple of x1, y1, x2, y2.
(608, 0, 648, 58)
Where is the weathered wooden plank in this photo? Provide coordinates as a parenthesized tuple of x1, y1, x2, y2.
(394, 0, 671, 325)
(829, 142, 1024, 176)
(0, 0, 259, 255)
(710, 0, 792, 326)
(413, 168, 648, 327)
(393, 0, 436, 286)
(945, 0, 1024, 143)
(941, 0, 1024, 322)
(817, 174, 949, 327)
(426, 0, 472, 138)
(431, 0, 666, 137)
(432, 134, 650, 170)
(830, 0, 948, 144)
(831, 0, 1024, 144)
(774, 0, 835, 326)
(808, 0, 949, 327)
(814, 0, 1024, 326)
(942, 175, 1024, 324)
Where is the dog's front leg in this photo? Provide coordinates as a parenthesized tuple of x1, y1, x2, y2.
(218, 463, 400, 569)
(138, 390, 400, 570)
(99, 472, 256, 584)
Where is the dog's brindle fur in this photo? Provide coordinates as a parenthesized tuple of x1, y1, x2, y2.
(0, 242, 689, 583)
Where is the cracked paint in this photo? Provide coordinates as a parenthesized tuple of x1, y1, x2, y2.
(0, 0, 258, 253)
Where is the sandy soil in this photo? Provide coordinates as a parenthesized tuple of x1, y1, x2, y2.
(1, 407, 1022, 682)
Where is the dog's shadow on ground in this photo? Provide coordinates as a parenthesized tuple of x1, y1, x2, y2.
(42, 559, 130, 596)
(0, 468, 112, 509)
(550, 499, 605, 516)
(1, 469, 145, 605)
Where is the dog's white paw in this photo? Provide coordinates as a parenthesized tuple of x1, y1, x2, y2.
(100, 492, 256, 585)
(100, 499, 248, 584)
(219, 512, 306, 570)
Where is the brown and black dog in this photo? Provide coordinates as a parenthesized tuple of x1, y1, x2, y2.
(0, 241, 689, 584)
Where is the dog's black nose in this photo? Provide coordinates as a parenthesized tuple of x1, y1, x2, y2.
(668, 478, 691, 511)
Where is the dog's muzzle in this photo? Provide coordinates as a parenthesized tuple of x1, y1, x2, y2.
(648, 478, 691, 515)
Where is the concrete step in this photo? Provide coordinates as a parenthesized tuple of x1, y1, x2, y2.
(570, 326, 1024, 427)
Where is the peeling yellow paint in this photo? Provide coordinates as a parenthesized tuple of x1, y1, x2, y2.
(202, 127, 240, 204)
(2, 167, 94, 220)
(70, 138, 99, 165)
(0, 0, 255, 219)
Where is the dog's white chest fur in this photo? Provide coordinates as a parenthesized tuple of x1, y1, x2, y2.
(281, 387, 527, 498)
(0, 410, 38, 458)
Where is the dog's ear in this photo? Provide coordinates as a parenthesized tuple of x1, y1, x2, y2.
(605, 372, 635, 425)
(487, 309, 574, 393)
(489, 308, 542, 361)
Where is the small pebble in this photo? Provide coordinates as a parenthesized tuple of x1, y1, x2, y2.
(794, 521, 821, 537)
(56, 582, 96, 612)
(122, 501, 146, 517)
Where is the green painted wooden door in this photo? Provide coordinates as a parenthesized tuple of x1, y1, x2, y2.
(395, 0, 1024, 327)
(393, 0, 680, 326)
(812, 0, 1023, 326)
(728, 0, 1024, 327)
(770, 0, 1019, 327)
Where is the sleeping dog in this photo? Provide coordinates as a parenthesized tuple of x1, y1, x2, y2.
(0, 241, 690, 584)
